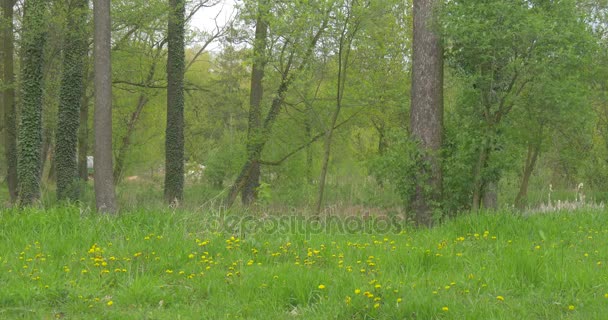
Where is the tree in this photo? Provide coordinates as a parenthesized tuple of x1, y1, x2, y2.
(315, 0, 361, 215)
(164, 0, 186, 204)
(226, 0, 333, 207)
(409, 0, 443, 226)
(443, 0, 592, 211)
(241, 0, 268, 205)
(56, 0, 89, 201)
(93, 0, 117, 213)
(18, 0, 47, 206)
(1, 0, 17, 203)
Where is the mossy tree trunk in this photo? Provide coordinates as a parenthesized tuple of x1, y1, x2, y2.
(164, 0, 185, 204)
(93, 0, 117, 213)
(1, 0, 18, 203)
(56, 0, 88, 201)
(18, 0, 47, 206)
(241, 0, 268, 206)
(409, 0, 444, 226)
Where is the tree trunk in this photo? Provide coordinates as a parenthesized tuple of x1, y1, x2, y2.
(241, 1, 267, 205)
(471, 143, 489, 211)
(56, 0, 88, 201)
(114, 95, 149, 184)
(18, 0, 47, 206)
(305, 108, 313, 185)
(410, 0, 443, 226)
(2, 0, 17, 203)
(164, 0, 186, 204)
(93, 0, 117, 213)
(482, 180, 497, 210)
(515, 142, 541, 209)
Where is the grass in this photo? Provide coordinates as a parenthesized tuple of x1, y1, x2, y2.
(1, 207, 607, 319)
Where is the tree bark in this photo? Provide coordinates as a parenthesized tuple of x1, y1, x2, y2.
(56, 0, 88, 201)
(164, 0, 186, 204)
(18, 0, 47, 206)
(93, 0, 117, 213)
(241, 0, 267, 205)
(410, 0, 443, 226)
(1, 0, 17, 203)
(514, 142, 541, 209)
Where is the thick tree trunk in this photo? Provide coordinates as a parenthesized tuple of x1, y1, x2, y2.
(93, 0, 117, 213)
(241, 2, 267, 206)
(56, 0, 88, 201)
(410, 0, 443, 226)
(164, 0, 186, 204)
(515, 142, 540, 209)
(18, 0, 47, 206)
(2, 0, 17, 203)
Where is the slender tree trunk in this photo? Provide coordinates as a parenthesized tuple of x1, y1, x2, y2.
(471, 143, 489, 211)
(515, 142, 541, 209)
(18, 0, 47, 206)
(114, 94, 149, 184)
(113, 54, 160, 184)
(56, 0, 88, 201)
(2, 0, 17, 203)
(93, 0, 117, 213)
(241, 1, 268, 205)
(410, 0, 443, 226)
(305, 109, 313, 185)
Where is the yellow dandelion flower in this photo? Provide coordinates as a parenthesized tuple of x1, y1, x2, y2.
(188, 254, 195, 259)
(165, 269, 173, 274)
(107, 300, 113, 306)
(496, 295, 504, 301)
(568, 305, 575, 311)
(355, 289, 361, 294)
(374, 303, 380, 308)
(318, 284, 326, 289)
(442, 306, 449, 312)
(397, 298, 402, 303)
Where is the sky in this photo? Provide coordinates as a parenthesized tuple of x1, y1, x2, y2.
(189, 0, 236, 34)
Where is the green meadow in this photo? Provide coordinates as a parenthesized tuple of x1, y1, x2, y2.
(1, 207, 607, 319)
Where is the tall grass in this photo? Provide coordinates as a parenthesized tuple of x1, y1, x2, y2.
(1, 207, 607, 319)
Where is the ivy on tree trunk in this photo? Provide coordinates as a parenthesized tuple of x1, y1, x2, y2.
(2, 0, 18, 203)
(56, 0, 88, 201)
(18, 0, 47, 206)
